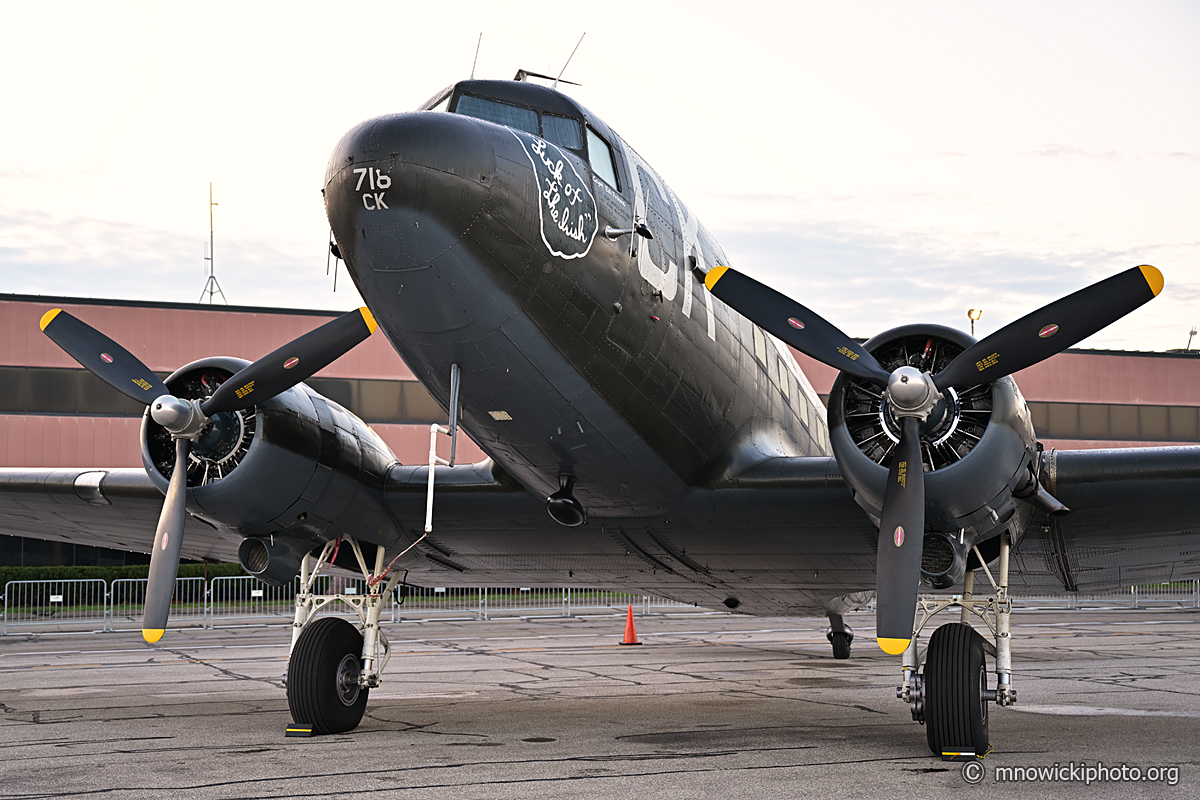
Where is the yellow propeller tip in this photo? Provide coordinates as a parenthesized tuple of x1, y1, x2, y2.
(39, 308, 62, 331)
(1138, 265, 1164, 297)
(142, 629, 165, 644)
(358, 307, 379, 334)
(877, 637, 911, 655)
(704, 265, 729, 291)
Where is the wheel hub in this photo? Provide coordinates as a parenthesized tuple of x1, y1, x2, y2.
(335, 653, 362, 706)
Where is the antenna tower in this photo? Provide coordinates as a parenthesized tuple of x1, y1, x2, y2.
(199, 182, 227, 304)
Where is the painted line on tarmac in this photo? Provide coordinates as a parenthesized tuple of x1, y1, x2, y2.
(1013, 704, 1200, 718)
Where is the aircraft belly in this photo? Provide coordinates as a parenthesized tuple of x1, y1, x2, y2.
(385, 463, 880, 616)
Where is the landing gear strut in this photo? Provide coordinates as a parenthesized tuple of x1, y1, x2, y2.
(896, 530, 1015, 760)
(826, 612, 854, 659)
(285, 536, 404, 734)
(286, 420, 450, 734)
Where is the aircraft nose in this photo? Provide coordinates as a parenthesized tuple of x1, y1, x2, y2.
(324, 112, 498, 274)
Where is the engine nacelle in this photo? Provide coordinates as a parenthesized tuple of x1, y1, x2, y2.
(827, 325, 1038, 586)
(139, 357, 403, 584)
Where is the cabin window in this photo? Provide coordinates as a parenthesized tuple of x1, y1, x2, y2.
(454, 95, 539, 136)
(586, 126, 619, 190)
(778, 356, 791, 400)
(753, 325, 767, 366)
(543, 114, 582, 150)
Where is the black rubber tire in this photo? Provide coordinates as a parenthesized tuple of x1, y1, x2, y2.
(924, 622, 989, 757)
(286, 617, 369, 735)
(831, 632, 851, 660)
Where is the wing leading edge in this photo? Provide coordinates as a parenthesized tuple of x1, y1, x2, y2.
(0, 468, 241, 563)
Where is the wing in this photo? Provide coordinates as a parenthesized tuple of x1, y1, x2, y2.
(0, 467, 242, 562)
(1010, 446, 1200, 594)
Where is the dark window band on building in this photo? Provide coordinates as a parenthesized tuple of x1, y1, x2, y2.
(0, 534, 151, 567)
(0, 366, 447, 426)
(1027, 401, 1199, 443)
(815, 393, 1197, 444)
(6, 366, 1197, 442)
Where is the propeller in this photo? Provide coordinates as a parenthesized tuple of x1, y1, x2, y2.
(40, 306, 379, 643)
(702, 266, 893, 386)
(704, 264, 1163, 654)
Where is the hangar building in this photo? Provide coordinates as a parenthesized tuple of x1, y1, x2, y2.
(3, 293, 1198, 565)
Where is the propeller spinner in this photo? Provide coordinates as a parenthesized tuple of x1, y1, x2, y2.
(704, 264, 1163, 654)
(40, 307, 379, 642)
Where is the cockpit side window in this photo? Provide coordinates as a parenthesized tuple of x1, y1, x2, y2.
(543, 114, 582, 150)
(455, 95, 539, 136)
(587, 127, 619, 190)
(427, 93, 451, 113)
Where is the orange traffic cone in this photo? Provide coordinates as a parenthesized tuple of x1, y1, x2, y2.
(619, 604, 642, 645)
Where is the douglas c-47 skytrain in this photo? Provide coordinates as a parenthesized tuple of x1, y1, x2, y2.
(4, 74, 1198, 761)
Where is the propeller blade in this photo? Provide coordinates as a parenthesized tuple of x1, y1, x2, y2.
(200, 307, 378, 415)
(142, 438, 190, 643)
(703, 267, 892, 386)
(933, 265, 1163, 392)
(875, 416, 925, 655)
(39, 309, 170, 405)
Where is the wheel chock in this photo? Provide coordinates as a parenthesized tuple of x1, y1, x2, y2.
(286, 723, 315, 738)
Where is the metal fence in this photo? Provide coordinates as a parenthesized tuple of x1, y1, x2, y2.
(393, 587, 688, 620)
(1015, 580, 1200, 609)
(1, 579, 108, 632)
(109, 577, 207, 631)
(1, 578, 696, 634)
(5, 578, 1195, 635)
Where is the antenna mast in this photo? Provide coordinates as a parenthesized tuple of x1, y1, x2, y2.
(470, 33, 482, 79)
(553, 33, 585, 89)
(199, 182, 227, 304)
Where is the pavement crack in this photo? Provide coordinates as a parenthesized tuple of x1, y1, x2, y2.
(159, 647, 285, 690)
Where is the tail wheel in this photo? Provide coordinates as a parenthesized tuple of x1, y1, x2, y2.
(924, 622, 989, 757)
(287, 617, 369, 734)
(831, 631, 852, 660)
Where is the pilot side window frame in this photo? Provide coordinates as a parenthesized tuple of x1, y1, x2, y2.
(586, 126, 620, 191)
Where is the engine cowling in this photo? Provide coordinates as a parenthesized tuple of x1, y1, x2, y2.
(827, 325, 1039, 588)
(140, 357, 402, 585)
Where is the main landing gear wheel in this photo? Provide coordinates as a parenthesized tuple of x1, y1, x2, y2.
(287, 617, 369, 734)
(830, 632, 852, 660)
(924, 622, 989, 758)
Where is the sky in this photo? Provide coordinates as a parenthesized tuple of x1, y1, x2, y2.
(1, 0, 1197, 352)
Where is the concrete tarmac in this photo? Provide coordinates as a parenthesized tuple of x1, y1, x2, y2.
(1, 607, 1198, 799)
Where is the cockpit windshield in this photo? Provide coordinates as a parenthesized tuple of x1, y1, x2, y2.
(454, 95, 582, 152)
(451, 91, 618, 189)
(455, 95, 539, 137)
(542, 114, 581, 150)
